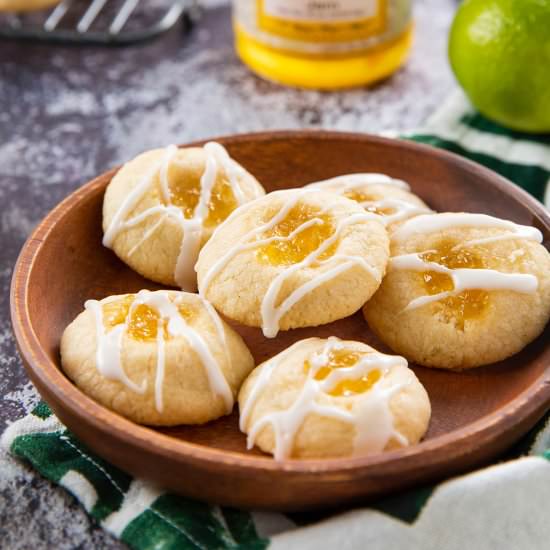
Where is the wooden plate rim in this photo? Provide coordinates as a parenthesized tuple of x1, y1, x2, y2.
(10, 130, 550, 474)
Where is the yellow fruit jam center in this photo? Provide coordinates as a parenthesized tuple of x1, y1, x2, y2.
(419, 239, 490, 328)
(127, 304, 161, 341)
(305, 349, 381, 397)
(166, 171, 238, 228)
(344, 189, 393, 216)
(102, 295, 134, 330)
(102, 296, 194, 341)
(257, 203, 337, 266)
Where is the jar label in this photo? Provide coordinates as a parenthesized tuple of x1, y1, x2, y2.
(234, 0, 411, 54)
(258, 0, 385, 42)
(261, 0, 379, 21)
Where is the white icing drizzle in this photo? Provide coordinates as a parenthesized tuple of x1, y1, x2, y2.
(240, 338, 408, 461)
(198, 189, 382, 338)
(200, 296, 232, 371)
(308, 173, 411, 191)
(306, 173, 431, 226)
(85, 298, 147, 395)
(363, 198, 432, 225)
(392, 213, 543, 245)
(103, 142, 250, 291)
(85, 290, 233, 414)
(389, 213, 542, 312)
(391, 254, 539, 311)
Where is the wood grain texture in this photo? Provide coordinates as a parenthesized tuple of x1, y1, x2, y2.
(10, 131, 550, 511)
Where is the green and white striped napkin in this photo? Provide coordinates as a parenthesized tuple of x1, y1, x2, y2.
(406, 91, 550, 207)
(3, 92, 550, 549)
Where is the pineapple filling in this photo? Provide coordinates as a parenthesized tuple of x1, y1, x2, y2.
(164, 168, 238, 227)
(203, 181, 239, 227)
(127, 304, 160, 341)
(419, 239, 490, 326)
(102, 296, 194, 341)
(257, 203, 337, 266)
(305, 348, 381, 397)
(343, 189, 373, 204)
(344, 189, 393, 216)
(365, 204, 394, 216)
(102, 295, 134, 331)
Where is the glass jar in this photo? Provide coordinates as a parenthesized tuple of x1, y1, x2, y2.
(233, 0, 413, 90)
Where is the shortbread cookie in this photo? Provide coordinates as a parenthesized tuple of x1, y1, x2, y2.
(61, 290, 254, 425)
(103, 142, 265, 290)
(196, 188, 390, 338)
(238, 337, 431, 460)
(364, 213, 550, 369)
(306, 173, 431, 231)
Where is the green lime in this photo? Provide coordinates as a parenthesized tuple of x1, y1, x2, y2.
(449, 0, 550, 133)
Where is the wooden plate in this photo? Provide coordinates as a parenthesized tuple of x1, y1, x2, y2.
(11, 131, 550, 511)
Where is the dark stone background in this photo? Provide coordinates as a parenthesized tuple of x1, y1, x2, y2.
(0, 1, 455, 547)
